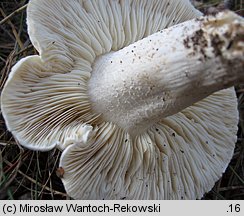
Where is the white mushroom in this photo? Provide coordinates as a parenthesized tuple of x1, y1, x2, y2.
(1, 0, 243, 199)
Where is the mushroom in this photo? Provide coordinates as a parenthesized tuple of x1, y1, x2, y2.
(1, 0, 244, 199)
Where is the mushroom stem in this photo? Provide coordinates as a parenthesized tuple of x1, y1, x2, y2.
(88, 11, 244, 136)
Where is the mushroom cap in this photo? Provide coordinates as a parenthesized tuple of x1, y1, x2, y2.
(1, 0, 201, 151)
(60, 88, 238, 199)
(1, 0, 238, 199)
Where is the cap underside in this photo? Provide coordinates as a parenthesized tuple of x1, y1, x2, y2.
(1, 0, 238, 199)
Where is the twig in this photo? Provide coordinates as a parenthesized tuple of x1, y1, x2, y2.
(219, 185, 244, 192)
(0, 4, 27, 26)
(14, 44, 33, 56)
(0, 8, 24, 49)
(0, 56, 6, 63)
(214, 179, 222, 200)
(229, 166, 244, 185)
(38, 150, 61, 197)
(3, 159, 67, 197)
(0, 147, 24, 195)
(0, 149, 3, 183)
(0, 51, 15, 89)
(0, 141, 16, 146)
(3, 151, 29, 173)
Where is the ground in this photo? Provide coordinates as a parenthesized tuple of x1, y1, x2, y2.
(0, 0, 243, 200)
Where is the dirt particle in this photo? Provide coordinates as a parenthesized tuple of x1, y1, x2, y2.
(226, 40, 233, 50)
(183, 29, 209, 61)
(210, 34, 225, 57)
(56, 167, 65, 178)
